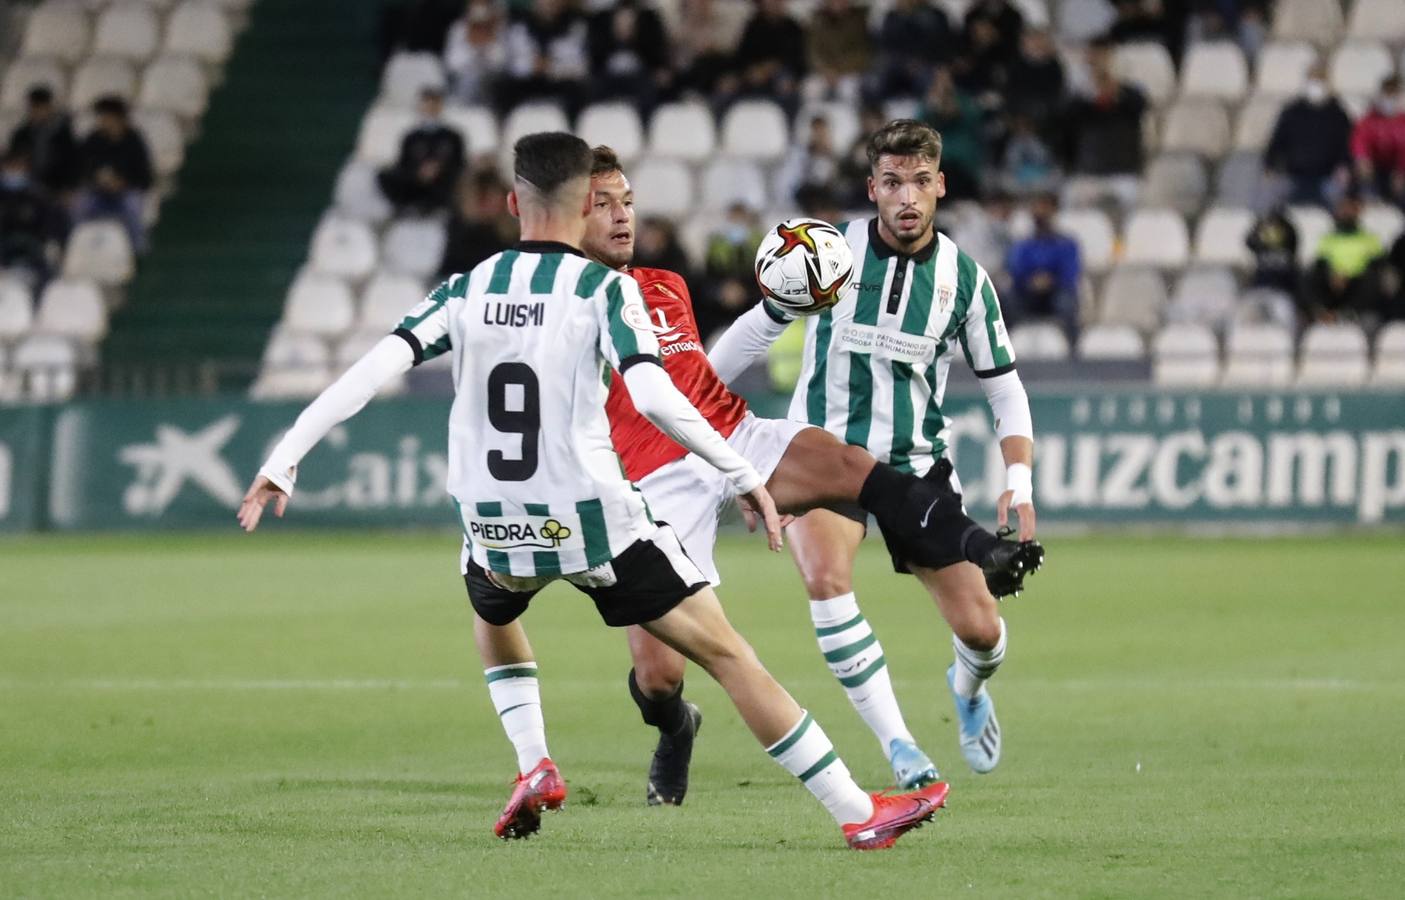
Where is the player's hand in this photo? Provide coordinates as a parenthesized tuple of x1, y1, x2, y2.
(997, 490, 1037, 542)
(237, 475, 288, 533)
(737, 485, 784, 552)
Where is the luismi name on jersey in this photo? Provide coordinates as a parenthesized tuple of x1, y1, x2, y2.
(483, 299, 546, 327)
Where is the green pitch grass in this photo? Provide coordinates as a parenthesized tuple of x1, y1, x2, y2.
(3, 532, 1403, 898)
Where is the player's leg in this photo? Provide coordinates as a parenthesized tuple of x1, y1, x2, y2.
(785, 507, 940, 789)
(625, 624, 701, 805)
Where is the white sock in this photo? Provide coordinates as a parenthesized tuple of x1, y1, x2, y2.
(766, 710, 874, 826)
(485, 663, 549, 774)
(952, 617, 1007, 700)
(810, 593, 915, 753)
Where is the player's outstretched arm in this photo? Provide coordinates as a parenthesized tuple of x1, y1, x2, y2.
(706, 301, 792, 387)
(237, 335, 415, 532)
(980, 371, 1036, 540)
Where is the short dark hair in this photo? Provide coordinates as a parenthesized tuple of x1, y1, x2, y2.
(590, 145, 623, 177)
(866, 119, 942, 169)
(513, 131, 592, 198)
(92, 95, 129, 118)
(27, 85, 54, 106)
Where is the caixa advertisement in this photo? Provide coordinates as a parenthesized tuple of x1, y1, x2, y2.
(1, 391, 1403, 532)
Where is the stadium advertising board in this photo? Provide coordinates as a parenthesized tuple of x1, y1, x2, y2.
(2, 390, 1402, 531)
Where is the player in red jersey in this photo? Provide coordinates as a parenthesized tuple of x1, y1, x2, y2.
(475, 146, 1042, 817)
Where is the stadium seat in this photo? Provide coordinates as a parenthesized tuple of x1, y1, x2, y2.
(1271, 0, 1344, 47)
(630, 158, 694, 217)
(35, 280, 107, 342)
(0, 278, 35, 340)
(1121, 208, 1190, 269)
(1372, 322, 1405, 385)
(13, 333, 79, 401)
(355, 105, 416, 165)
(1232, 286, 1297, 331)
(1363, 203, 1404, 246)
(133, 108, 185, 176)
(1057, 0, 1115, 42)
(1055, 208, 1116, 273)
(1214, 152, 1268, 209)
(1161, 100, 1231, 158)
(1221, 324, 1294, 386)
(1286, 205, 1332, 265)
(1167, 266, 1239, 328)
(139, 56, 209, 119)
(1297, 322, 1369, 386)
(1329, 42, 1394, 98)
(1, 56, 68, 111)
(283, 272, 356, 336)
(720, 99, 790, 161)
(21, 3, 92, 64)
(380, 218, 446, 280)
(379, 52, 447, 108)
(442, 103, 499, 156)
(1254, 41, 1317, 97)
(92, 2, 160, 61)
(1098, 267, 1166, 333)
(249, 368, 334, 400)
(502, 103, 570, 151)
(699, 158, 769, 212)
(795, 102, 861, 159)
(1151, 323, 1219, 386)
(1193, 206, 1254, 267)
(164, 1, 234, 64)
(1077, 324, 1145, 360)
(359, 271, 424, 330)
(1181, 41, 1249, 101)
(1112, 42, 1176, 106)
(1007, 322, 1070, 361)
(1233, 95, 1285, 153)
(332, 161, 393, 226)
(262, 329, 330, 370)
(646, 101, 716, 163)
(577, 103, 644, 161)
(1347, 0, 1405, 42)
(62, 221, 134, 286)
(309, 216, 377, 281)
(70, 57, 138, 108)
(1141, 154, 1207, 216)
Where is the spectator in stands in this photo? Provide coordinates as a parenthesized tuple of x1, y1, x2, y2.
(778, 115, 840, 207)
(804, 0, 871, 104)
(1185, 0, 1268, 59)
(1350, 76, 1405, 208)
(1264, 62, 1353, 208)
(949, 190, 1015, 294)
(380, 0, 464, 61)
(675, 0, 740, 98)
(719, 0, 807, 115)
(1005, 192, 1081, 339)
(1000, 114, 1059, 197)
(1383, 232, 1405, 321)
(438, 168, 514, 277)
(586, 0, 671, 114)
(699, 203, 765, 340)
(796, 182, 844, 224)
(1245, 205, 1300, 299)
(868, 0, 954, 103)
(1001, 28, 1065, 132)
(500, 0, 589, 115)
(950, 14, 1005, 101)
(921, 69, 985, 200)
(0, 147, 67, 288)
(633, 216, 693, 278)
(378, 88, 466, 215)
(74, 96, 153, 254)
(1304, 193, 1384, 323)
(6, 86, 79, 195)
(1106, 0, 1164, 43)
(443, 0, 508, 106)
(836, 106, 887, 207)
(1060, 38, 1145, 212)
(963, 0, 1023, 63)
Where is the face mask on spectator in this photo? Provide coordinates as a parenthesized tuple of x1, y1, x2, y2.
(1380, 96, 1400, 116)
(724, 223, 750, 244)
(1, 170, 28, 189)
(1304, 79, 1329, 105)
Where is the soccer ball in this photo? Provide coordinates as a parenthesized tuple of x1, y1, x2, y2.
(753, 217, 854, 316)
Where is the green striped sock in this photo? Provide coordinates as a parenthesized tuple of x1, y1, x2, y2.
(485, 663, 549, 774)
(766, 711, 873, 826)
(811, 593, 916, 753)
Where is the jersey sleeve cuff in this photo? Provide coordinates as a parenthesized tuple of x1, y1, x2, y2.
(761, 299, 792, 324)
(618, 353, 662, 374)
(392, 327, 424, 366)
(975, 362, 1017, 379)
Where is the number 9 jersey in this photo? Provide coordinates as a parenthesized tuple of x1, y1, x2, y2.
(394, 241, 662, 579)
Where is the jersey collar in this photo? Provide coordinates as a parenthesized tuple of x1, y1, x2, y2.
(867, 217, 938, 263)
(513, 240, 586, 257)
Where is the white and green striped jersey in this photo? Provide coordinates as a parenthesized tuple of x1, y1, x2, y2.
(787, 218, 1016, 475)
(394, 241, 661, 578)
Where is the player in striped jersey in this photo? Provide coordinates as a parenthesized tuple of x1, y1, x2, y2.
(237, 132, 947, 849)
(709, 120, 1039, 775)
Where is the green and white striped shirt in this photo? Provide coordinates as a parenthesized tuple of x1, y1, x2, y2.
(787, 218, 1016, 474)
(396, 242, 660, 577)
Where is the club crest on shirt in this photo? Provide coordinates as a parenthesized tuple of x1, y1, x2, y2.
(936, 284, 955, 311)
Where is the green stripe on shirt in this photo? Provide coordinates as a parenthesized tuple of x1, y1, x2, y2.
(604, 277, 641, 358)
(487, 250, 519, 294)
(530, 253, 562, 294)
(576, 498, 611, 569)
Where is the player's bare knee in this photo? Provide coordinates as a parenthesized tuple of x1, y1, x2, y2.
(800, 564, 853, 600)
(952, 599, 1002, 650)
(633, 653, 685, 698)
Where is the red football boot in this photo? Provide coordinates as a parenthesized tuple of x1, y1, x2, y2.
(842, 781, 949, 850)
(493, 758, 568, 840)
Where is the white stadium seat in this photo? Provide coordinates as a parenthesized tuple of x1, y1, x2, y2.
(1167, 266, 1238, 328)
(796, 102, 861, 159)
(2, 56, 69, 111)
(1007, 322, 1070, 361)
(1098, 267, 1166, 333)
(1363, 203, 1405, 246)
(14, 334, 79, 401)
(1161, 99, 1231, 158)
(134, 108, 185, 176)
(1141, 154, 1207, 216)
(1329, 41, 1394, 98)
(309, 217, 378, 281)
(1271, 0, 1344, 47)
(647, 102, 716, 162)
(720, 99, 789, 161)
(1152, 323, 1219, 386)
(249, 368, 334, 400)
(442, 103, 499, 156)
(0, 278, 35, 340)
(1297, 322, 1370, 386)
(1181, 41, 1248, 101)
(139, 55, 210, 119)
(1347, 0, 1405, 43)
(501, 103, 570, 152)
(62, 221, 134, 286)
(1221, 324, 1294, 386)
(283, 272, 356, 336)
(164, 2, 234, 64)
(262, 329, 330, 370)
(1112, 42, 1176, 106)
(1194, 206, 1255, 268)
(1214, 153, 1267, 209)
(332, 161, 393, 225)
(1055, 208, 1116, 273)
(35, 280, 107, 342)
(1234, 95, 1285, 152)
(1286, 205, 1333, 266)
(1057, 0, 1115, 42)
(698, 158, 769, 212)
(355, 105, 415, 165)
(21, 3, 92, 64)
(379, 52, 447, 108)
(631, 158, 694, 217)
(1077, 324, 1145, 360)
(577, 102, 644, 161)
(380, 218, 446, 280)
(70, 57, 138, 108)
(359, 271, 424, 330)
(1255, 41, 1317, 96)
(93, 2, 161, 62)
(1372, 322, 1405, 385)
(1121, 208, 1190, 269)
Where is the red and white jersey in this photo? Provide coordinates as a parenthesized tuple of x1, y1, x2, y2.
(606, 267, 749, 482)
